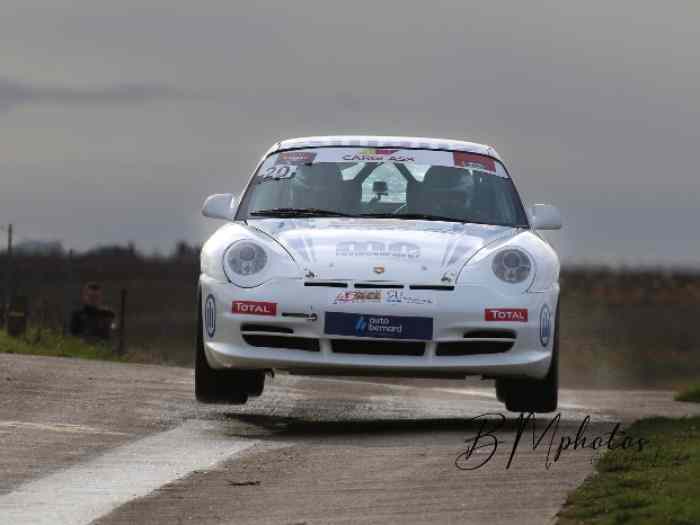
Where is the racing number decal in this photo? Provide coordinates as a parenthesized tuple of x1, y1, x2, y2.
(205, 295, 216, 338)
(262, 165, 296, 180)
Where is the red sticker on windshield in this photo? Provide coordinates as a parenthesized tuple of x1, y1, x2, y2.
(453, 152, 496, 172)
(275, 151, 317, 165)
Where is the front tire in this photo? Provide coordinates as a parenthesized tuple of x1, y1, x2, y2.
(195, 292, 265, 404)
(497, 305, 559, 413)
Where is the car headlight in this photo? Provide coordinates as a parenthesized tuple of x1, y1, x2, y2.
(492, 249, 531, 284)
(224, 241, 268, 279)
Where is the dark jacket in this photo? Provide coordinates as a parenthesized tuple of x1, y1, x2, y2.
(69, 305, 115, 340)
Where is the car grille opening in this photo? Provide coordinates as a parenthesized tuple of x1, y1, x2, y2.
(436, 328, 516, 356)
(408, 285, 455, 291)
(464, 329, 516, 339)
(240, 324, 294, 334)
(436, 341, 514, 356)
(304, 281, 348, 288)
(331, 339, 425, 356)
(353, 283, 404, 289)
(242, 335, 320, 352)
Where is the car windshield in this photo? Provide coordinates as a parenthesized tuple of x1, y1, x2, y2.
(237, 147, 529, 227)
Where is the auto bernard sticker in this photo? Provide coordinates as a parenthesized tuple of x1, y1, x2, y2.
(539, 304, 552, 347)
(325, 312, 433, 340)
(204, 295, 216, 338)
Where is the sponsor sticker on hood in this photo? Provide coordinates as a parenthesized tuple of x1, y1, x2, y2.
(336, 240, 421, 260)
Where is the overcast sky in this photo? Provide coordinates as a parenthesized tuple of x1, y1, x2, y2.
(1, 1, 698, 266)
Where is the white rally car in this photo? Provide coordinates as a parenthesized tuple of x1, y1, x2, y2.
(197, 136, 562, 412)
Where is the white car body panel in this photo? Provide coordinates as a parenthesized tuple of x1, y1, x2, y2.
(249, 218, 519, 283)
(199, 136, 560, 380)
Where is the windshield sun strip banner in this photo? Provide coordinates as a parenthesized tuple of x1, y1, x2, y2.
(257, 148, 508, 179)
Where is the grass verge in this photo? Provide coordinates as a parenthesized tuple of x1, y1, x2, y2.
(557, 417, 700, 525)
(675, 385, 700, 403)
(0, 327, 128, 362)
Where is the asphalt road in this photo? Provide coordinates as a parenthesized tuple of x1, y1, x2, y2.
(1, 353, 699, 525)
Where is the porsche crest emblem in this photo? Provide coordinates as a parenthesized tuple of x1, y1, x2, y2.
(373, 266, 385, 275)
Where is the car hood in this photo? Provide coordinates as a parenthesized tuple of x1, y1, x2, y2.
(247, 218, 518, 283)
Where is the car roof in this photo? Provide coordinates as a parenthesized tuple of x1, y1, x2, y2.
(269, 135, 503, 162)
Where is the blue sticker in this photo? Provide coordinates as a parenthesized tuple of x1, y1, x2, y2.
(539, 304, 551, 347)
(205, 295, 216, 338)
(354, 316, 369, 335)
(325, 312, 433, 340)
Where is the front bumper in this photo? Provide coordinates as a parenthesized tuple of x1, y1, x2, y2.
(200, 276, 558, 380)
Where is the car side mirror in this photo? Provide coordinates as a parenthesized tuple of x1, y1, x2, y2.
(202, 193, 237, 220)
(530, 204, 562, 230)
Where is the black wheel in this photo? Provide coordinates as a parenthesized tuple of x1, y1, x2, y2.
(195, 292, 265, 404)
(497, 304, 559, 413)
(495, 380, 508, 403)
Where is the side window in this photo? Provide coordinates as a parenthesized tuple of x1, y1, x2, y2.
(361, 164, 407, 204)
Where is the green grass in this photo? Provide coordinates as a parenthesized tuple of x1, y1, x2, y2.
(558, 417, 700, 525)
(676, 385, 700, 403)
(0, 327, 127, 361)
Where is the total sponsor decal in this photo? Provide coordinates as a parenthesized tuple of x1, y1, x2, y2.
(341, 148, 415, 163)
(336, 240, 420, 259)
(485, 308, 529, 322)
(232, 300, 277, 316)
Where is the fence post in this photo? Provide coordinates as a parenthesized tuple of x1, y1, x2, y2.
(117, 288, 127, 355)
(63, 250, 74, 336)
(3, 224, 13, 325)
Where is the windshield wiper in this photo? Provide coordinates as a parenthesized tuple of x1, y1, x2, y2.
(357, 213, 519, 227)
(357, 212, 463, 222)
(250, 208, 354, 218)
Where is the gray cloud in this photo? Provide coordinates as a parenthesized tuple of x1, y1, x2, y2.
(0, 77, 182, 112)
(1, 1, 698, 266)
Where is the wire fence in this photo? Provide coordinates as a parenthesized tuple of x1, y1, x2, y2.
(0, 245, 200, 363)
(0, 246, 699, 385)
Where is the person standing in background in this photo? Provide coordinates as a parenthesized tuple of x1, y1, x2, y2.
(69, 282, 115, 340)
